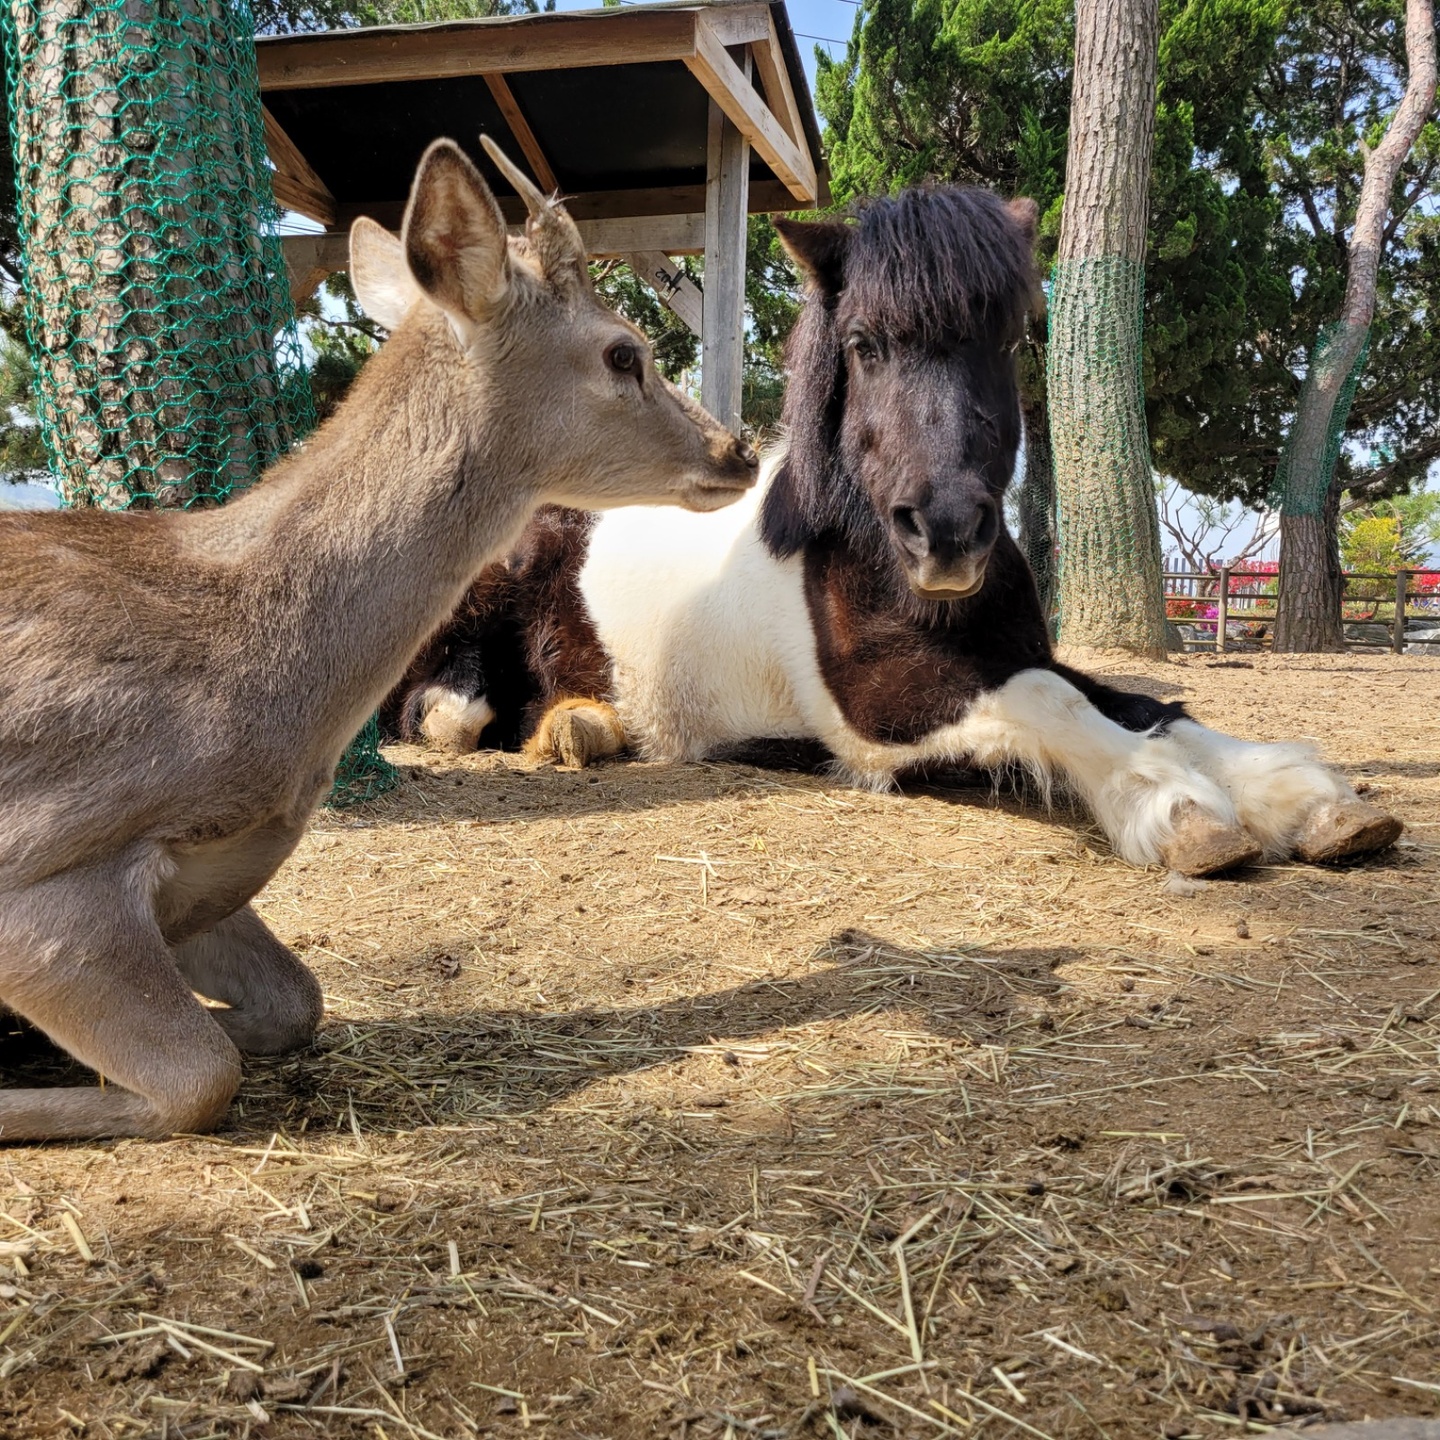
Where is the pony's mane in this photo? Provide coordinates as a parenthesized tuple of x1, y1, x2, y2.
(761, 186, 1035, 563)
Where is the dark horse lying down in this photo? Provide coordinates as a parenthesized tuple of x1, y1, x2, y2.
(385, 187, 1401, 876)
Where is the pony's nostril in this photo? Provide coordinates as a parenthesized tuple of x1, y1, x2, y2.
(970, 499, 999, 552)
(736, 439, 759, 469)
(891, 505, 927, 553)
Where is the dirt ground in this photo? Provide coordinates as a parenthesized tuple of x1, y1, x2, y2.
(4, 652, 1439, 1440)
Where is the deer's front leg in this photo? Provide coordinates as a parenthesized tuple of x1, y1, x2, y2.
(0, 874, 242, 1142)
(173, 904, 323, 1056)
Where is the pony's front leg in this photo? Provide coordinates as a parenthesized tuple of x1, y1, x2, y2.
(958, 669, 1260, 875)
(525, 697, 627, 768)
(401, 642, 496, 753)
(1165, 721, 1402, 863)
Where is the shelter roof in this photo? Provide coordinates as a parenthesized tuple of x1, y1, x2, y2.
(256, 0, 828, 248)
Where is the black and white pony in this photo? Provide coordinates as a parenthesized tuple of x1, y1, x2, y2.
(385, 186, 1400, 876)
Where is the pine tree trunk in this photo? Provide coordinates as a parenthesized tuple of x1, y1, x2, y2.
(1276, 485, 1344, 652)
(1273, 0, 1437, 652)
(1273, 326, 1366, 652)
(9, 0, 302, 509)
(1047, 0, 1167, 656)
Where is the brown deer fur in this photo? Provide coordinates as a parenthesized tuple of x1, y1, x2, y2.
(0, 139, 756, 1143)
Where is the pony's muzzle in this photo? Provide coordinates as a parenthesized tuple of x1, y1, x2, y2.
(890, 495, 998, 600)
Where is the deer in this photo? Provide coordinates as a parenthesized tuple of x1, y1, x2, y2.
(0, 137, 758, 1143)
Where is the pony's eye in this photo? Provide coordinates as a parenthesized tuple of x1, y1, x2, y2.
(606, 341, 640, 377)
(847, 332, 879, 364)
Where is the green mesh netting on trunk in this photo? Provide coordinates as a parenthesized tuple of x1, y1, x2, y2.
(1045, 255, 1167, 653)
(4, 0, 394, 806)
(1271, 320, 1372, 518)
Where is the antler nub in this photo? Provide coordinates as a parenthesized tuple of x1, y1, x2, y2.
(479, 134, 550, 218)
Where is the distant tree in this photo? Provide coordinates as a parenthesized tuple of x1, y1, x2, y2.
(1270, 0, 1438, 650)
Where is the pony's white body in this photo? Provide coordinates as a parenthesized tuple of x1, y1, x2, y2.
(577, 459, 1362, 870)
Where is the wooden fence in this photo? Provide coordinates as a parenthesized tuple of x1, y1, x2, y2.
(1162, 567, 1440, 654)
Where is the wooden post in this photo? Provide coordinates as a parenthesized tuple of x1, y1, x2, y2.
(1216, 565, 1230, 653)
(701, 55, 750, 433)
(1393, 569, 1409, 654)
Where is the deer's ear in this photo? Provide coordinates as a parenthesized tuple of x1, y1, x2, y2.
(349, 217, 421, 331)
(402, 139, 511, 328)
(774, 216, 851, 295)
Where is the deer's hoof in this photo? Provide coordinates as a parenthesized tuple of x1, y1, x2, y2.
(1296, 801, 1403, 864)
(1163, 803, 1263, 878)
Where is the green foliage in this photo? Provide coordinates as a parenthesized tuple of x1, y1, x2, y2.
(298, 272, 383, 422)
(0, 293, 45, 480)
(1341, 513, 1409, 575)
(1347, 491, 1440, 565)
(252, 0, 551, 32)
(817, 0, 1071, 250)
(742, 216, 801, 436)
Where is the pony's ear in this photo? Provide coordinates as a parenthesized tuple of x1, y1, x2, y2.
(774, 216, 851, 294)
(349, 217, 421, 331)
(1006, 197, 1040, 252)
(403, 139, 511, 329)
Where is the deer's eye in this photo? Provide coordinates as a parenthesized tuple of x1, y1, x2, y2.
(606, 341, 640, 377)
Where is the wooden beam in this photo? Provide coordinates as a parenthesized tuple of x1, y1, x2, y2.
(483, 74, 559, 192)
(283, 212, 708, 295)
(263, 105, 337, 228)
(625, 251, 703, 338)
(701, 5, 773, 49)
(750, 10, 805, 147)
(284, 234, 348, 301)
(257, 8, 748, 90)
(333, 179, 799, 233)
(584, 213, 704, 257)
(701, 91, 749, 431)
(684, 15, 816, 203)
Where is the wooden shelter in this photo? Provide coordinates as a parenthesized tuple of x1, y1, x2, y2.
(257, 0, 828, 429)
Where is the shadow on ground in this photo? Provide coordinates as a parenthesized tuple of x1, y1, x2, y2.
(3, 932, 1076, 1140)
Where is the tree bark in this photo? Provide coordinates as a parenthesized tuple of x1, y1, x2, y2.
(1047, 0, 1168, 656)
(10, 0, 304, 510)
(1274, 0, 1437, 652)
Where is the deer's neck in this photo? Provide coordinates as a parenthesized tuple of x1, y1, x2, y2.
(206, 321, 536, 756)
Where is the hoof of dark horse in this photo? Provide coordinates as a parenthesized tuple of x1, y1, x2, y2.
(1295, 801, 1403, 864)
(1163, 804, 1263, 877)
